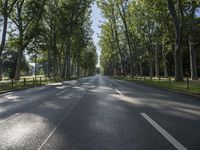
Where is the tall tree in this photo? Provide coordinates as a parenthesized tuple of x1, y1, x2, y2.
(10, 0, 46, 80)
(188, 0, 198, 80)
(0, 0, 18, 80)
(166, 0, 184, 81)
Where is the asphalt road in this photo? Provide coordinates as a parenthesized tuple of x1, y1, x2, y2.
(0, 75, 199, 150)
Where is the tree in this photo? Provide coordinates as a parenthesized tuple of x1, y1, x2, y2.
(99, 0, 200, 80)
(188, 0, 199, 80)
(10, 0, 46, 80)
(0, 0, 18, 80)
(166, 0, 184, 81)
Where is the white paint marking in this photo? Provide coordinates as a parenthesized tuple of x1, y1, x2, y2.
(56, 88, 69, 96)
(115, 88, 123, 96)
(38, 87, 89, 150)
(141, 113, 187, 150)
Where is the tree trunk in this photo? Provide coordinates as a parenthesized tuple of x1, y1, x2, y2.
(149, 57, 153, 77)
(162, 43, 168, 78)
(53, 34, 57, 78)
(174, 44, 183, 81)
(0, 4, 8, 81)
(139, 60, 143, 76)
(132, 40, 138, 77)
(130, 64, 133, 77)
(116, 4, 134, 77)
(62, 48, 67, 78)
(62, 37, 71, 79)
(122, 21, 134, 77)
(189, 1, 198, 80)
(14, 30, 24, 80)
(0, 60, 3, 81)
(189, 35, 198, 80)
(114, 27, 126, 77)
(66, 43, 71, 79)
(47, 47, 51, 78)
(114, 64, 117, 76)
(110, 7, 126, 77)
(66, 57, 70, 79)
(155, 43, 159, 77)
(167, 0, 184, 81)
(148, 50, 153, 77)
(77, 63, 80, 78)
(14, 49, 23, 80)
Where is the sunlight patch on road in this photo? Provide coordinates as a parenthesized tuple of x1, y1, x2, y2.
(88, 118, 116, 134)
(56, 85, 68, 89)
(0, 113, 48, 149)
(48, 83, 63, 86)
(176, 108, 200, 117)
(42, 102, 64, 110)
(4, 95, 20, 101)
(112, 94, 143, 106)
(150, 93, 169, 98)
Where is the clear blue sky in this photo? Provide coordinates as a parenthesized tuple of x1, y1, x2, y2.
(91, 2, 104, 67)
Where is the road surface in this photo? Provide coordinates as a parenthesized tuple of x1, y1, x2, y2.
(0, 75, 199, 150)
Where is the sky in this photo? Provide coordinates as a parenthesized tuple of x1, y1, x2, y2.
(91, 2, 104, 67)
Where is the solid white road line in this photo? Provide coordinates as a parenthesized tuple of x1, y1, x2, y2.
(141, 113, 187, 150)
(38, 88, 89, 150)
(56, 88, 69, 96)
(115, 88, 123, 96)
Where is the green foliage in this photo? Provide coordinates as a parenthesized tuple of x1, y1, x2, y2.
(99, 0, 200, 79)
(2, 50, 30, 78)
(0, 0, 97, 79)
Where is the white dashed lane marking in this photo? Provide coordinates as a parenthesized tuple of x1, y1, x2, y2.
(141, 113, 187, 150)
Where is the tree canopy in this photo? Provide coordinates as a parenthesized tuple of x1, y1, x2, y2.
(1, 0, 200, 81)
(98, 0, 200, 81)
(0, 0, 98, 80)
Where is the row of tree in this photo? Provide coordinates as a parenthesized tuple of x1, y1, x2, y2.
(98, 0, 200, 81)
(0, 0, 97, 80)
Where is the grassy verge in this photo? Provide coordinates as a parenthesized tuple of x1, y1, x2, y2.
(0, 77, 62, 94)
(114, 76, 200, 96)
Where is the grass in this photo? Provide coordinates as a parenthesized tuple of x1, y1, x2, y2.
(114, 76, 200, 95)
(0, 75, 85, 94)
(0, 76, 60, 94)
